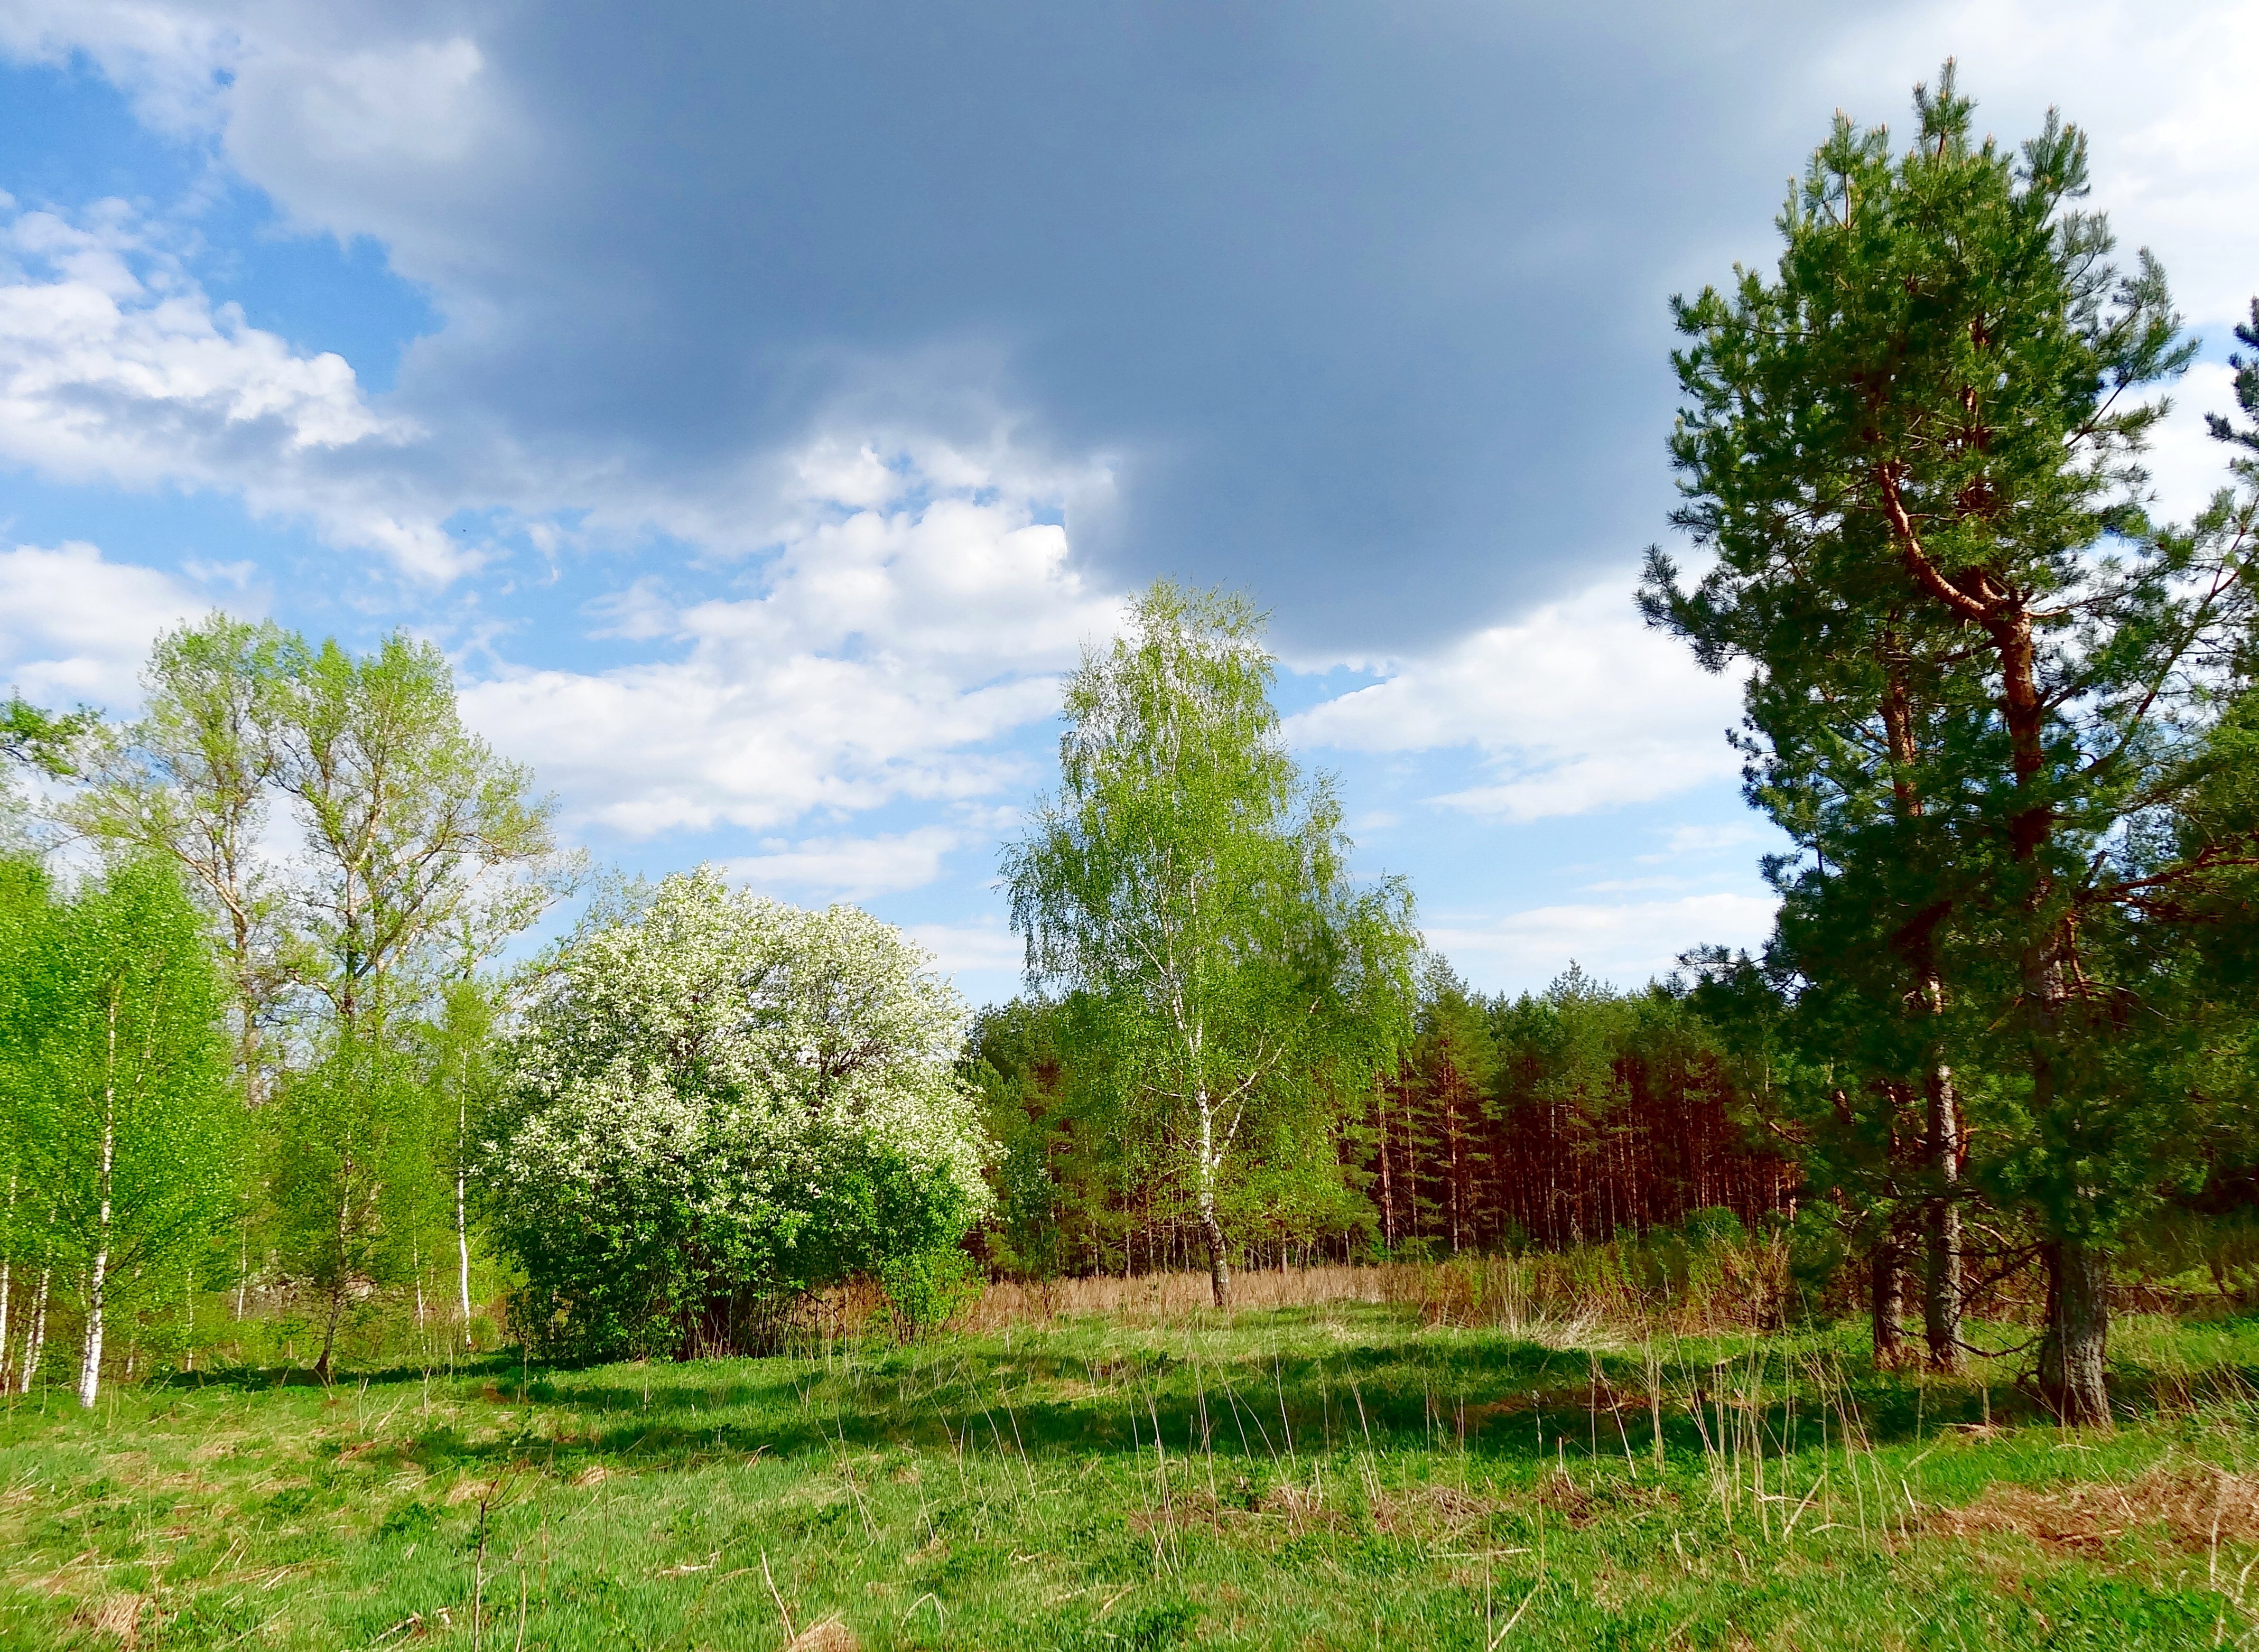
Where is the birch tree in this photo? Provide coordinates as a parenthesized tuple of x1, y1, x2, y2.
(262, 631, 563, 1376)
(67, 616, 291, 1105)
(1005, 581, 1419, 1308)
(18, 860, 238, 1406)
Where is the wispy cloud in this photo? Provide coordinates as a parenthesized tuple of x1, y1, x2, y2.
(1288, 581, 1745, 822)
(1425, 891, 1775, 994)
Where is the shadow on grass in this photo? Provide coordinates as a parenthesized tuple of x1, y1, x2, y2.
(129, 1305, 2259, 1489)
(241, 1322, 2253, 1485)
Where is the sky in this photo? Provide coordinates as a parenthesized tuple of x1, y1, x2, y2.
(1, 0, 2254, 1005)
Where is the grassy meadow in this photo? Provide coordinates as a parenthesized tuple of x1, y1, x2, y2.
(7, 1272, 2259, 1650)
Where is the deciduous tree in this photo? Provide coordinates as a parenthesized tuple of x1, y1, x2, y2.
(1004, 581, 1419, 1307)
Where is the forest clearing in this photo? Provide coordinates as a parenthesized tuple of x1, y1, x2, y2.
(7, 1264, 2259, 1650)
(6, 48, 2259, 1652)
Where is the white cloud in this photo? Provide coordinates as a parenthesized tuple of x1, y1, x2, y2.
(1821, 1, 2259, 331)
(901, 918, 1027, 990)
(1427, 891, 1776, 996)
(2143, 362, 2246, 526)
(1658, 822, 1767, 857)
(1288, 580, 1745, 822)
(458, 447, 1125, 838)
(723, 826, 966, 902)
(0, 540, 213, 708)
(0, 0, 238, 133)
(0, 201, 479, 580)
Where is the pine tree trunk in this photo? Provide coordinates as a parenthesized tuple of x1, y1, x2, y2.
(2040, 1237, 2111, 1425)
(1377, 1078, 1397, 1249)
(1922, 1060, 1965, 1373)
(1871, 1235, 1907, 1368)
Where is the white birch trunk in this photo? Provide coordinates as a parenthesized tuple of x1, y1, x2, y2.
(456, 1095, 472, 1324)
(20, 1262, 50, 1393)
(0, 1173, 13, 1385)
(78, 993, 119, 1409)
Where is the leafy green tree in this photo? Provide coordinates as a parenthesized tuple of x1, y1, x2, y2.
(1004, 581, 1419, 1307)
(420, 977, 506, 1327)
(1, 695, 96, 778)
(268, 1030, 430, 1379)
(68, 616, 292, 1105)
(485, 871, 991, 1361)
(259, 630, 564, 1373)
(15, 860, 239, 1405)
(1646, 66, 2254, 1418)
(0, 853, 55, 1388)
(270, 630, 561, 1029)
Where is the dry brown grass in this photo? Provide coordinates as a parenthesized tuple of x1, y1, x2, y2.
(1929, 1466, 2259, 1557)
(81, 1593, 144, 1647)
(959, 1263, 1397, 1328)
(952, 1249, 1782, 1343)
(783, 1615, 858, 1650)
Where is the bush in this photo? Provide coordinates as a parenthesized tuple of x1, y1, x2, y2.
(485, 872, 992, 1361)
(879, 1248, 984, 1341)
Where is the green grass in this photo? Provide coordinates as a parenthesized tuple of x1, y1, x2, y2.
(7, 1303, 2259, 1649)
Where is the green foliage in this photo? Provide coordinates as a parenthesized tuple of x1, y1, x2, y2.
(1003, 581, 1420, 1299)
(4, 857, 243, 1402)
(0, 696, 95, 778)
(11, 1304, 2259, 1650)
(876, 1246, 982, 1341)
(267, 1029, 433, 1378)
(485, 870, 990, 1361)
(266, 628, 563, 1025)
(1644, 64, 2259, 1414)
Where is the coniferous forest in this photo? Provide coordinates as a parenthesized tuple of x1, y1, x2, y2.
(5, 64, 2259, 1651)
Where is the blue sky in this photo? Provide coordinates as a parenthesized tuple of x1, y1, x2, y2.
(1, 0, 2254, 1003)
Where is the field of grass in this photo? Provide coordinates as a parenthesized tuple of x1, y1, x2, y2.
(7, 1290, 2259, 1650)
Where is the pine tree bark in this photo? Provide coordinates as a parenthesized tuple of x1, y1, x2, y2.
(2040, 1236, 2111, 1425)
(1871, 1234, 1907, 1368)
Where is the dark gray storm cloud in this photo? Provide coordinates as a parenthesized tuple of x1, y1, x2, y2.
(286, 3, 1916, 649)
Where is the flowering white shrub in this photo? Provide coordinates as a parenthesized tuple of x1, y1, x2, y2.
(484, 869, 989, 1359)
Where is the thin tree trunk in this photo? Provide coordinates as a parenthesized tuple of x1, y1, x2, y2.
(457, 1147, 472, 1324)
(78, 994, 119, 1410)
(2040, 1237, 2111, 1425)
(22, 1268, 49, 1393)
(1871, 1234, 1907, 1368)
(1881, 637, 1968, 1377)
(1377, 1078, 1397, 1250)
(316, 1283, 347, 1383)
(315, 1140, 355, 1383)
(0, 1174, 13, 1387)
(1921, 1057, 1965, 1373)
(1197, 1094, 1231, 1309)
